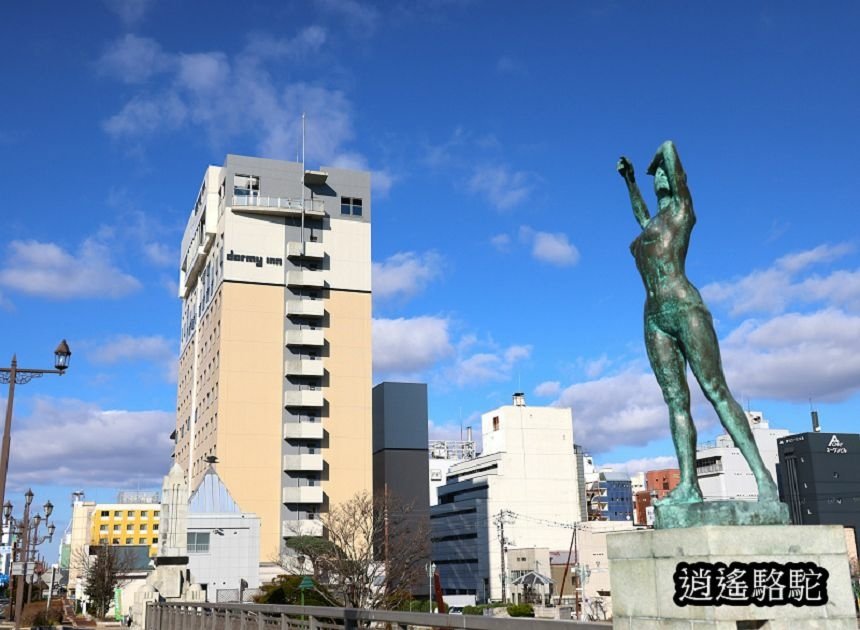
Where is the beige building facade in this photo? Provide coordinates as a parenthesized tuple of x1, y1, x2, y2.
(175, 156, 373, 561)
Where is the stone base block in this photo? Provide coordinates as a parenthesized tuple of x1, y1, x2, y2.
(607, 525, 856, 629)
(654, 500, 790, 529)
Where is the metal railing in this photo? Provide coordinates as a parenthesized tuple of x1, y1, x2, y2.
(145, 601, 610, 630)
(232, 195, 325, 214)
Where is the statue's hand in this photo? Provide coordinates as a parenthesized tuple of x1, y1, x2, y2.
(617, 156, 635, 183)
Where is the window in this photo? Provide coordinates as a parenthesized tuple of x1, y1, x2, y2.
(155, 511, 160, 518)
(140, 524, 148, 532)
(125, 538, 133, 544)
(234, 174, 260, 198)
(112, 538, 120, 545)
(152, 537, 158, 544)
(493, 416, 500, 431)
(113, 525, 120, 532)
(187, 532, 210, 553)
(141, 510, 148, 518)
(138, 538, 147, 545)
(127, 510, 136, 517)
(100, 525, 108, 533)
(101, 511, 109, 517)
(153, 524, 159, 531)
(340, 197, 362, 216)
(114, 510, 122, 517)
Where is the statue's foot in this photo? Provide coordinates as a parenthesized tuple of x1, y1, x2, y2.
(756, 479, 780, 503)
(654, 483, 703, 507)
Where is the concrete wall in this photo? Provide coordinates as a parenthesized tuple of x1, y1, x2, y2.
(187, 513, 260, 601)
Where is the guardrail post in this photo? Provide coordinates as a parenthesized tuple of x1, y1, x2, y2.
(342, 608, 357, 630)
(308, 614, 318, 630)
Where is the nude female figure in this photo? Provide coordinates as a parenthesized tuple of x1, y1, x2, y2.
(617, 141, 779, 505)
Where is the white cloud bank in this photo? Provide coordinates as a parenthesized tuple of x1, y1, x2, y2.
(0, 240, 140, 300)
(372, 251, 442, 302)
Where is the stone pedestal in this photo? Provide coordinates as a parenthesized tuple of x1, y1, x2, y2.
(607, 525, 857, 629)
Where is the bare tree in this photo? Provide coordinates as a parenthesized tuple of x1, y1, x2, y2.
(73, 545, 138, 618)
(283, 491, 428, 610)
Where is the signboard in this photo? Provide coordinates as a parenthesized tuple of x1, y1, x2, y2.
(673, 561, 829, 607)
(11, 562, 34, 577)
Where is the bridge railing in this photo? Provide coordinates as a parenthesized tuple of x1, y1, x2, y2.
(145, 601, 610, 630)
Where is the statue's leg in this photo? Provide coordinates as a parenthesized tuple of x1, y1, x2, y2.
(680, 306, 779, 501)
(645, 319, 702, 504)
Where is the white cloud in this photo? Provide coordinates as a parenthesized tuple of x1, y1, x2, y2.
(9, 398, 173, 488)
(372, 316, 453, 375)
(490, 233, 511, 252)
(584, 355, 611, 378)
(89, 334, 178, 383)
(103, 0, 154, 26)
(702, 243, 858, 315)
(518, 226, 580, 266)
(0, 240, 140, 300)
(316, 0, 380, 34)
(98, 34, 171, 84)
(468, 165, 533, 210)
(143, 242, 175, 266)
(553, 368, 718, 454)
(99, 29, 390, 188)
(602, 455, 679, 476)
(372, 251, 442, 301)
(447, 344, 532, 387)
(534, 380, 561, 397)
(721, 308, 860, 402)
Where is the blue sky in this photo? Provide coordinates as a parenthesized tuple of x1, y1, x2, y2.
(1, 1, 859, 559)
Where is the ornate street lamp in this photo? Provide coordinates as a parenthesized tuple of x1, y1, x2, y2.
(54, 340, 71, 372)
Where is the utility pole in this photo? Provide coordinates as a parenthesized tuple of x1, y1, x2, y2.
(493, 511, 511, 603)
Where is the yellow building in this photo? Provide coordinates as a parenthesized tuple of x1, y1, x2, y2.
(90, 503, 161, 555)
(175, 156, 373, 562)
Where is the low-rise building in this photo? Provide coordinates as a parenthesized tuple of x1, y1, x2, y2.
(696, 411, 787, 501)
(587, 472, 633, 522)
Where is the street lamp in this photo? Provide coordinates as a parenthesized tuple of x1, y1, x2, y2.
(6, 490, 54, 629)
(0, 341, 71, 521)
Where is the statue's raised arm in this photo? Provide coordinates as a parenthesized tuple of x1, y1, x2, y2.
(647, 140, 693, 216)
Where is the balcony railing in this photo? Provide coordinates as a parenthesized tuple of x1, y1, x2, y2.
(283, 422, 324, 441)
(286, 270, 325, 288)
(284, 389, 324, 408)
(283, 453, 324, 472)
(282, 518, 323, 537)
(285, 299, 324, 318)
(285, 358, 324, 377)
(282, 486, 323, 504)
(286, 241, 325, 259)
(285, 329, 324, 347)
(231, 195, 325, 215)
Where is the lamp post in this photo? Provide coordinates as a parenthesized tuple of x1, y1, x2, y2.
(0, 341, 71, 516)
(5, 491, 54, 630)
(426, 561, 436, 613)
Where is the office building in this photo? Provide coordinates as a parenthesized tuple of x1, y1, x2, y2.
(587, 472, 633, 522)
(695, 411, 788, 501)
(431, 393, 583, 603)
(645, 469, 680, 501)
(174, 155, 372, 560)
(777, 430, 860, 563)
(428, 437, 477, 506)
(66, 492, 161, 595)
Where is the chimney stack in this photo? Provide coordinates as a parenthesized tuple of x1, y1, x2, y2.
(811, 410, 821, 432)
(466, 426, 473, 442)
(513, 392, 526, 407)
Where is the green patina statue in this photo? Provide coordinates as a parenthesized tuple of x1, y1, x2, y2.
(618, 141, 788, 528)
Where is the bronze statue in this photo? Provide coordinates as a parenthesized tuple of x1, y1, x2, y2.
(617, 141, 779, 508)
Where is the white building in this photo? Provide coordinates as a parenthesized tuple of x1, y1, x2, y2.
(696, 411, 789, 501)
(431, 393, 583, 603)
(428, 437, 476, 506)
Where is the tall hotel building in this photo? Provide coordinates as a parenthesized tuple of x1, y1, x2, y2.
(175, 155, 372, 560)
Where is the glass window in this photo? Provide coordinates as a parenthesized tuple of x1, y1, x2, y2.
(101, 511, 109, 517)
(114, 511, 121, 517)
(152, 537, 158, 544)
(153, 524, 159, 531)
(141, 511, 148, 518)
(112, 538, 120, 545)
(127, 510, 136, 517)
(125, 538, 133, 544)
(187, 532, 210, 553)
(99, 525, 108, 532)
(234, 174, 260, 198)
(340, 197, 363, 216)
(138, 538, 147, 545)
(113, 525, 120, 532)
(155, 511, 160, 517)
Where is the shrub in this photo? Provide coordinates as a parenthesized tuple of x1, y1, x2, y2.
(28, 608, 63, 628)
(462, 605, 483, 615)
(506, 603, 535, 617)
